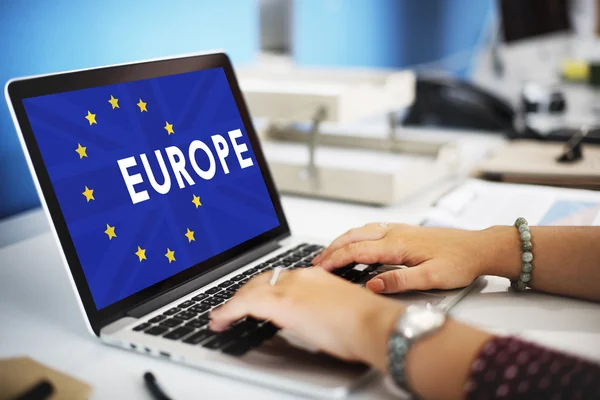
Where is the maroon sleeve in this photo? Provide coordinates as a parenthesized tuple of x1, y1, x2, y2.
(465, 335, 600, 400)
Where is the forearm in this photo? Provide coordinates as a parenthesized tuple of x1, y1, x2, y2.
(482, 225, 600, 302)
(364, 301, 492, 400)
(404, 320, 492, 400)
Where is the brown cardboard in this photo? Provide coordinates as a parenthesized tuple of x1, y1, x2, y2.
(0, 357, 91, 400)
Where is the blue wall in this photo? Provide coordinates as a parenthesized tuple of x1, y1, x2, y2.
(292, 0, 492, 74)
(0, 0, 259, 219)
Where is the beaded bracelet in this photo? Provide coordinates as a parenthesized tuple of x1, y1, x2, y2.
(511, 217, 533, 291)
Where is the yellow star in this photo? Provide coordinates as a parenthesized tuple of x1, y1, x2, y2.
(82, 186, 95, 202)
(165, 248, 176, 263)
(184, 228, 195, 243)
(108, 95, 119, 109)
(85, 111, 97, 125)
(135, 246, 147, 262)
(137, 99, 147, 112)
(104, 224, 117, 240)
(164, 121, 174, 135)
(75, 143, 88, 159)
(191, 195, 202, 208)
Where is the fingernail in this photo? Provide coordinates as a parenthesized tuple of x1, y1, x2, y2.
(312, 254, 322, 264)
(367, 278, 385, 293)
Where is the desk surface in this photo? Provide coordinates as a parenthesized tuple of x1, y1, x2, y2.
(2, 191, 600, 400)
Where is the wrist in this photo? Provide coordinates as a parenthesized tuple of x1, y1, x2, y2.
(479, 225, 521, 280)
(358, 298, 405, 372)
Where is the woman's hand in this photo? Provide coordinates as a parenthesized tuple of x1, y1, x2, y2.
(313, 223, 507, 294)
(210, 267, 404, 371)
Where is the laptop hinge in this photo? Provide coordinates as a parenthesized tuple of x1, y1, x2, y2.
(126, 239, 282, 318)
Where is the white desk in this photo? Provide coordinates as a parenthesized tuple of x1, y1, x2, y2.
(2, 189, 600, 399)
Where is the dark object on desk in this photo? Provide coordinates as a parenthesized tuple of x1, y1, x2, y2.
(556, 127, 588, 163)
(403, 75, 516, 137)
(143, 372, 172, 400)
(12, 381, 54, 400)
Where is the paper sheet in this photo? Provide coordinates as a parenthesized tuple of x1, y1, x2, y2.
(423, 179, 600, 229)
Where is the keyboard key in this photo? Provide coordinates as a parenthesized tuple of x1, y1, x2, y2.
(196, 313, 210, 324)
(202, 331, 238, 350)
(232, 274, 245, 281)
(230, 319, 260, 335)
(214, 290, 235, 299)
(148, 315, 166, 324)
(178, 300, 195, 308)
(229, 283, 243, 291)
(206, 287, 221, 294)
(354, 263, 369, 271)
(182, 329, 215, 345)
(174, 311, 197, 320)
(202, 297, 223, 307)
(243, 267, 258, 276)
(189, 304, 210, 313)
(163, 307, 181, 316)
(365, 264, 381, 273)
(219, 281, 234, 288)
(185, 319, 207, 329)
(222, 339, 254, 356)
(210, 296, 225, 306)
(256, 322, 279, 341)
(344, 269, 366, 283)
(332, 264, 356, 277)
(160, 318, 184, 328)
(296, 261, 312, 268)
(133, 323, 151, 332)
(164, 326, 193, 340)
(191, 293, 208, 302)
(145, 326, 169, 336)
(237, 326, 270, 347)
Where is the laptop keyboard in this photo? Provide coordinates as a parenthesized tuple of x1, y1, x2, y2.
(132, 243, 380, 357)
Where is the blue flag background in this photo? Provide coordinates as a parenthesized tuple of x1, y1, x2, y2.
(22, 67, 280, 309)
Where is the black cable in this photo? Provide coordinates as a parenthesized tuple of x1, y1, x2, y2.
(143, 372, 172, 400)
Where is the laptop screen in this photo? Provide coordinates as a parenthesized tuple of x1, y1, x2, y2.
(21, 67, 281, 310)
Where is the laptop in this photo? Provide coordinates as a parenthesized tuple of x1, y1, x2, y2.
(5, 52, 479, 398)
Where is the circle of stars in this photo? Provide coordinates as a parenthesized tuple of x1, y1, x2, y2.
(77, 95, 201, 265)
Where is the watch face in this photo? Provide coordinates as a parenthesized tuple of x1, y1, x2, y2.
(399, 305, 446, 340)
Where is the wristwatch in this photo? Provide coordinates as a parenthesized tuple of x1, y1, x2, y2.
(388, 304, 447, 394)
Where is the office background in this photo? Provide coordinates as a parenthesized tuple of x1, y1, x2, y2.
(0, 0, 492, 219)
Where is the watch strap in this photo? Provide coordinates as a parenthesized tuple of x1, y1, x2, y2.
(388, 332, 412, 392)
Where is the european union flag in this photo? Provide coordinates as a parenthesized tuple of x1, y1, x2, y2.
(22, 67, 280, 309)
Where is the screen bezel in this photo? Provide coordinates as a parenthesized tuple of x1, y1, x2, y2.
(6, 52, 290, 335)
